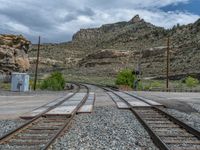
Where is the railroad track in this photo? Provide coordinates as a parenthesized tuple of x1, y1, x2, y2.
(94, 84, 200, 150)
(0, 83, 89, 150)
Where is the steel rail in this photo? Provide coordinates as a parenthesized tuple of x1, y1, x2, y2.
(0, 83, 80, 143)
(98, 86, 170, 150)
(0, 83, 87, 149)
(43, 83, 90, 150)
(90, 83, 200, 150)
(123, 91, 200, 139)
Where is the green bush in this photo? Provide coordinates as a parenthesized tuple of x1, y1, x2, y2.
(185, 76, 199, 87)
(115, 69, 135, 88)
(40, 72, 65, 91)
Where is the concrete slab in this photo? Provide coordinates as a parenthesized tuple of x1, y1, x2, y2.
(46, 101, 61, 107)
(128, 91, 200, 112)
(20, 107, 49, 119)
(109, 91, 153, 107)
(125, 93, 162, 106)
(61, 101, 80, 106)
(96, 93, 115, 106)
(45, 106, 77, 116)
(85, 100, 94, 105)
(129, 101, 150, 107)
(78, 93, 95, 113)
(0, 93, 65, 120)
(107, 92, 129, 109)
(78, 105, 93, 113)
(22, 92, 87, 118)
(107, 92, 121, 101)
(142, 99, 162, 106)
(72, 93, 86, 98)
(116, 102, 130, 109)
(19, 93, 74, 119)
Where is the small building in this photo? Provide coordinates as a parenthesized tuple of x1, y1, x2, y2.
(11, 72, 29, 92)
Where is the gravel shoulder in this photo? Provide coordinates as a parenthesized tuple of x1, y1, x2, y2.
(52, 106, 158, 150)
(0, 119, 26, 137)
(163, 108, 200, 132)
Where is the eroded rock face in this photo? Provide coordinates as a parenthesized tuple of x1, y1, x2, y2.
(79, 49, 132, 67)
(129, 15, 143, 23)
(0, 34, 31, 75)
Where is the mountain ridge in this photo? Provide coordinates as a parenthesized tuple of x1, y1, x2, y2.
(29, 15, 200, 77)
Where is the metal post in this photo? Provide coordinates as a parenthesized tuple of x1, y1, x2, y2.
(33, 36, 40, 91)
(166, 37, 170, 92)
(139, 48, 142, 79)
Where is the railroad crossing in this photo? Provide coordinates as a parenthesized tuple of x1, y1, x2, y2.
(0, 83, 200, 150)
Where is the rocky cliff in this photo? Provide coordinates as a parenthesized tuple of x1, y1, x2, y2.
(0, 34, 31, 75)
(73, 15, 200, 77)
(72, 15, 166, 51)
(30, 15, 200, 78)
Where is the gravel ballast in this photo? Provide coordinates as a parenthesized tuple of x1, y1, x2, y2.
(0, 119, 26, 137)
(52, 106, 158, 150)
(164, 108, 200, 131)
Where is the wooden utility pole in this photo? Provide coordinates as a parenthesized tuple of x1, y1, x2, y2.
(33, 36, 41, 91)
(166, 37, 170, 91)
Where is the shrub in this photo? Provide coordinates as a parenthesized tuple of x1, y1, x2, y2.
(185, 76, 199, 87)
(115, 69, 135, 88)
(40, 72, 65, 91)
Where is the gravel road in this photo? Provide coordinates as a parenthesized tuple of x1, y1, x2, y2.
(52, 106, 158, 150)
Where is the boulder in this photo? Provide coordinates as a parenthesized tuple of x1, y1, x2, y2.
(0, 34, 31, 75)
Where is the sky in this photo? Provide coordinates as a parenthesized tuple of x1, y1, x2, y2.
(0, 0, 199, 43)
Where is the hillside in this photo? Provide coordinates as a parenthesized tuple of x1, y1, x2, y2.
(29, 15, 200, 78)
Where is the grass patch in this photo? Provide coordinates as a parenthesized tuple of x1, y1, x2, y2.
(0, 83, 11, 90)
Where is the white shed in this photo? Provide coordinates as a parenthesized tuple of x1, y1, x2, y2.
(11, 72, 29, 92)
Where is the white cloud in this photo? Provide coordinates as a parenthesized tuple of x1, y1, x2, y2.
(0, 0, 198, 43)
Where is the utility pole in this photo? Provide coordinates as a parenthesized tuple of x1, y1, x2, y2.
(139, 47, 142, 79)
(33, 36, 40, 91)
(166, 37, 170, 91)
(134, 46, 142, 90)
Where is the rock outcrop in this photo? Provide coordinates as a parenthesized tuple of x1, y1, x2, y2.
(77, 49, 133, 76)
(29, 57, 63, 66)
(0, 34, 31, 75)
(129, 15, 143, 23)
(29, 15, 200, 77)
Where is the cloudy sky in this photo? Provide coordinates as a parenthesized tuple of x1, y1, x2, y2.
(0, 0, 199, 43)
